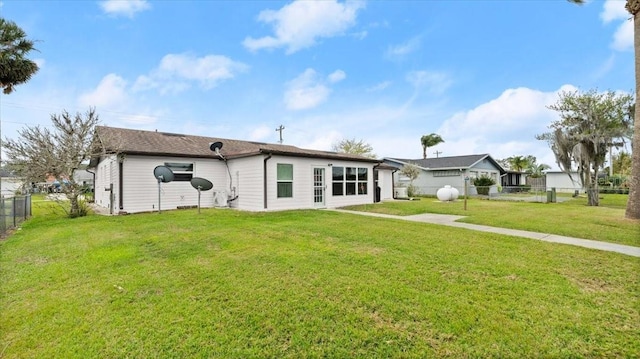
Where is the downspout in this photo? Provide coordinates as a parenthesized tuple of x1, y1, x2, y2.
(263, 153, 272, 209)
(118, 159, 124, 210)
(373, 163, 381, 204)
(391, 169, 398, 199)
(86, 168, 96, 195)
(86, 167, 97, 207)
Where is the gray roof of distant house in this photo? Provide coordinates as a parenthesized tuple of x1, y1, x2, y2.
(385, 154, 505, 172)
(93, 126, 380, 163)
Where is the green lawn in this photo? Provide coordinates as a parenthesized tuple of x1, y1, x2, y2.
(0, 200, 638, 358)
(344, 194, 640, 247)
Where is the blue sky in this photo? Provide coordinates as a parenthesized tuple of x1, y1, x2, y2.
(0, 0, 634, 168)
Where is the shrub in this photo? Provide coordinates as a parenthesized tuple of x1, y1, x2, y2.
(473, 175, 496, 195)
(407, 184, 419, 197)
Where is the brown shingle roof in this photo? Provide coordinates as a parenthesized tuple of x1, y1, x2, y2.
(95, 126, 380, 163)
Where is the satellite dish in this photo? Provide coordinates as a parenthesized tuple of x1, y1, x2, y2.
(190, 177, 213, 214)
(209, 141, 223, 152)
(153, 166, 174, 213)
(190, 177, 213, 191)
(153, 166, 174, 183)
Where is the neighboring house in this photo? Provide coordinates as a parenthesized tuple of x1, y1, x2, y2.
(89, 126, 392, 214)
(74, 168, 94, 189)
(544, 171, 584, 193)
(0, 170, 24, 197)
(501, 170, 526, 188)
(383, 154, 505, 196)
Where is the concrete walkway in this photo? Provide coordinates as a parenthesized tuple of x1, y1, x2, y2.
(330, 209, 640, 258)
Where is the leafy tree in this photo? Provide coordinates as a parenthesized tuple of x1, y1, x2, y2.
(0, 18, 39, 94)
(612, 151, 632, 175)
(420, 133, 444, 159)
(331, 138, 376, 158)
(537, 89, 634, 206)
(570, 0, 640, 218)
(4, 108, 105, 217)
(399, 163, 420, 197)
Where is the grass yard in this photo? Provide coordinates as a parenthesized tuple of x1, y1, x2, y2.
(0, 200, 639, 357)
(344, 194, 640, 247)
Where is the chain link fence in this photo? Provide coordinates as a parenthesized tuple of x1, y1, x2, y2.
(1, 195, 32, 237)
(396, 185, 582, 203)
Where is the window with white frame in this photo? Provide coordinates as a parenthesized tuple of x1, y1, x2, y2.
(332, 166, 368, 196)
(164, 162, 194, 181)
(433, 170, 460, 177)
(277, 163, 293, 198)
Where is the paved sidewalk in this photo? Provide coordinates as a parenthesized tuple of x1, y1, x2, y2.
(330, 209, 640, 258)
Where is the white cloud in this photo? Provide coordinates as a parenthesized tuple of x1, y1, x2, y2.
(133, 53, 249, 94)
(243, 0, 365, 54)
(366, 81, 391, 92)
(328, 70, 346, 83)
(248, 125, 274, 142)
(406, 70, 452, 95)
(76, 74, 165, 128)
(611, 19, 633, 51)
(591, 54, 616, 79)
(283, 69, 331, 111)
(351, 30, 368, 40)
(385, 36, 421, 59)
(600, 0, 628, 23)
(601, 0, 633, 51)
(436, 85, 577, 165)
(305, 130, 344, 151)
(99, 0, 151, 18)
(78, 73, 128, 108)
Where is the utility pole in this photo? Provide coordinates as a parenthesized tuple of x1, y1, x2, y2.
(275, 125, 285, 144)
(433, 150, 442, 158)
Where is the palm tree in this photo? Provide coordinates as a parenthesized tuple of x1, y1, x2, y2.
(0, 18, 39, 94)
(420, 133, 444, 159)
(528, 163, 551, 178)
(506, 155, 529, 172)
(625, 0, 640, 219)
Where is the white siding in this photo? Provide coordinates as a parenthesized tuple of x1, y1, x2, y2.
(260, 156, 375, 211)
(228, 156, 376, 211)
(325, 161, 375, 208)
(115, 156, 227, 213)
(421, 172, 466, 195)
(94, 153, 377, 213)
(93, 155, 118, 212)
(377, 169, 394, 201)
(546, 172, 583, 192)
(227, 156, 264, 211)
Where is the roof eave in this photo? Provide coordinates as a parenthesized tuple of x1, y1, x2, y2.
(260, 149, 380, 163)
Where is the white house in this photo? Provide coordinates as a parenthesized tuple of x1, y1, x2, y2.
(544, 171, 584, 193)
(384, 154, 505, 196)
(89, 126, 393, 214)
